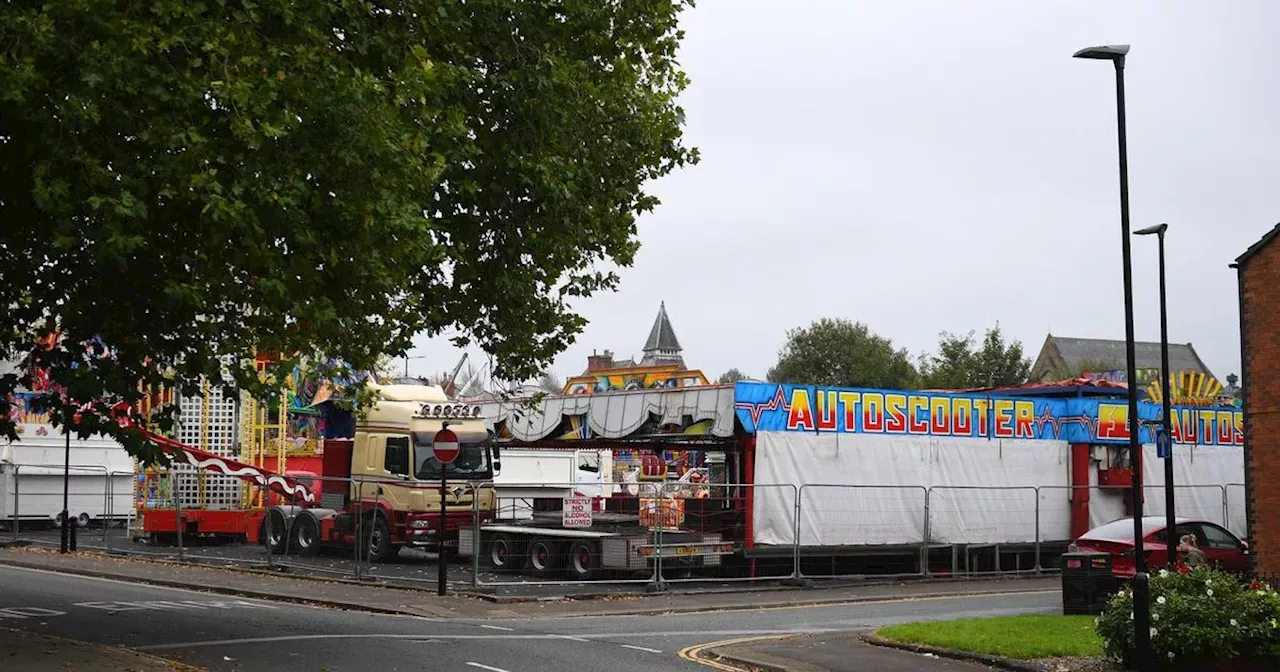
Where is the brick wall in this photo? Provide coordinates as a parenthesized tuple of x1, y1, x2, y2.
(1241, 233, 1280, 575)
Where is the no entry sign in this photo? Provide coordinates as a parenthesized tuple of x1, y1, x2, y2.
(432, 426, 459, 464)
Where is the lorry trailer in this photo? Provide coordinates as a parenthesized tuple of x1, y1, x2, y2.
(126, 381, 500, 563)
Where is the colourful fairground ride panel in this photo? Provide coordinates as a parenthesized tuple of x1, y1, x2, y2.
(733, 382, 1243, 447)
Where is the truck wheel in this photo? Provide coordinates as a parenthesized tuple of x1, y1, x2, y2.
(566, 540, 598, 581)
(487, 534, 520, 571)
(263, 510, 290, 555)
(291, 515, 320, 558)
(366, 515, 396, 563)
(526, 538, 564, 578)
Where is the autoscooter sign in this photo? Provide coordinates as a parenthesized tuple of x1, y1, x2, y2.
(562, 497, 592, 527)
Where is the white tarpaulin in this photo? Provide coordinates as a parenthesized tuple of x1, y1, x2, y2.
(756, 431, 1245, 548)
(755, 431, 1069, 546)
(1087, 445, 1244, 536)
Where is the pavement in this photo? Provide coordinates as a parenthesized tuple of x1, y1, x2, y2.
(705, 632, 991, 671)
(0, 626, 193, 671)
(0, 545, 1061, 620)
(0, 560, 1060, 671)
(9, 527, 799, 599)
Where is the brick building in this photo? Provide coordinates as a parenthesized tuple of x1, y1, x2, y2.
(1234, 222, 1280, 576)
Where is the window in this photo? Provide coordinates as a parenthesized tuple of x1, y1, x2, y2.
(1200, 523, 1240, 549)
(577, 452, 600, 473)
(384, 436, 411, 476)
(1154, 523, 1202, 544)
(411, 432, 492, 480)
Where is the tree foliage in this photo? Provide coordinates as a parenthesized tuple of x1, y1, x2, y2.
(0, 1, 696, 459)
(919, 325, 1031, 390)
(716, 368, 747, 384)
(536, 370, 563, 394)
(766, 319, 918, 389)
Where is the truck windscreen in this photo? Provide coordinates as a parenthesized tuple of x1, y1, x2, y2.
(411, 436, 492, 480)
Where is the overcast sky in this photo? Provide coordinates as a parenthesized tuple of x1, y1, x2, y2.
(409, 1, 1279, 388)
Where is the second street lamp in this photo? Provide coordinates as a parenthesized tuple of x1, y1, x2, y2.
(1074, 43, 1152, 671)
(1136, 223, 1175, 568)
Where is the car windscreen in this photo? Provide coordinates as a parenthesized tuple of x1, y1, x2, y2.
(411, 433, 491, 480)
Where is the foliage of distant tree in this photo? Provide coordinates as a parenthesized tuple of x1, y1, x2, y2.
(536, 370, 563, 394)
(0, 1, 696, 459)
(716, 368, 747, 384)
(767, 319, 918, 389)
(919, 325, 1032, 390)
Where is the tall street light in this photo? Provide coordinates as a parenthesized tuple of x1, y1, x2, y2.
(1136, 223, 1175, 568)
(403, 355, 430, 378)
(1074, 43, 1152, 670)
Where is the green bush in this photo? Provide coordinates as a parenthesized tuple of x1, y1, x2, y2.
(1096, 566, 1280, 668)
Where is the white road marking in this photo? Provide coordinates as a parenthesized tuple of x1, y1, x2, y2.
(620, 644, 662, 653)
(507, 588, 1061, 621)
(0, 607, 66, 619)
(465, 663, 510, 672)
(479, 624, 515, 631)
(140, 630, 826, 651)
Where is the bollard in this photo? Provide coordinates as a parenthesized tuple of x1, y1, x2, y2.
(1034, 487, 1042, 573)
(69, 516, 78, 552)
(470, 483, 481, 588)
(101, 468, 110, 543)
(262, 482, 274, 572)
(352, 480, 362, 581)
(104, 473, 112, 553)
(175, 471, 185, 562)
(11, 465, 19, 541)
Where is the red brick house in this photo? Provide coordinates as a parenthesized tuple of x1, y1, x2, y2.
(1234, 222, 1280, 576)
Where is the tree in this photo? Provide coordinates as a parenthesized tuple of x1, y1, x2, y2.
(716, 368, 748, 384)
(766, 319, 918, 389)
(919, 325, 1032, 390)
(0, 2, 697, 459)
(536, 370, 563, 395)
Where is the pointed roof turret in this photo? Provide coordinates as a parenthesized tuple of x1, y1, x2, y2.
(641, 302, 684, 367)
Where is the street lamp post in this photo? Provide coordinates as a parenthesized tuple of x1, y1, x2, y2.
(1136, 223, 1175, 568)
(1074, 44, 1152, 670)
(403, 355, 430, 378)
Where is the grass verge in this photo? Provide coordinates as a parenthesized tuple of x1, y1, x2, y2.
(876, 614, 1103, 659)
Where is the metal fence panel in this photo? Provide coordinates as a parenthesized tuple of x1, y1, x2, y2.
(796, 484, 925, 579)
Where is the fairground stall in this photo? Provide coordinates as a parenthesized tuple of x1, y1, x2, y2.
(133, 355, 334, 542)
(476, 385, 743, 580)
(734, 380, 1244, 576)
(1, 391, 135, 529)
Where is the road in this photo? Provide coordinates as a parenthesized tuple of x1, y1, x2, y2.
(0, 564, 1059, 671)
(13, 527, 772, 598)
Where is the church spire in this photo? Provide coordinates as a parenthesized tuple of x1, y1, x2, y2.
(641, 301, 684, 367)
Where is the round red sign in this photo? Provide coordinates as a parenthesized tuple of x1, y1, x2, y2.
(432, 426, 460, 465)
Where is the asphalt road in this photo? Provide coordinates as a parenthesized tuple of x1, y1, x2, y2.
(0, 564, 1059, 671)
(12, 527, 764, 598)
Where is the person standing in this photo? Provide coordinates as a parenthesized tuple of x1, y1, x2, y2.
(1179, 534, 1207, 568)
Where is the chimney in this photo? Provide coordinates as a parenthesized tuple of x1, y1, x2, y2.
(586, 350, 614, 372)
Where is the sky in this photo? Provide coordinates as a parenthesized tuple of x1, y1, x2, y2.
(407, 0, 1280, 388)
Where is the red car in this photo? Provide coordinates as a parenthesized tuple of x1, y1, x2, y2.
(1070, 516, 1253, 578)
